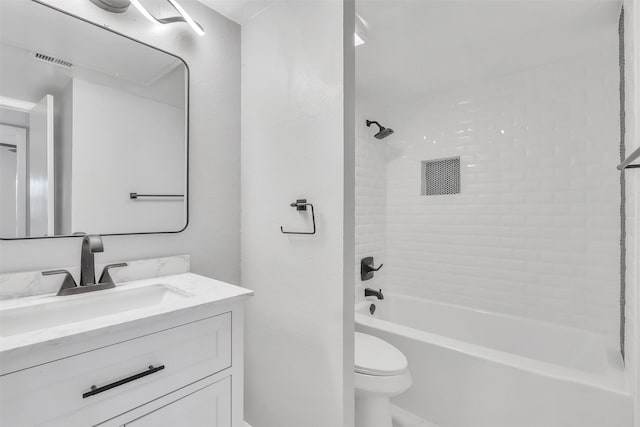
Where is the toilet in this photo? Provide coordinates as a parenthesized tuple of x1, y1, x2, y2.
(355, 332, 412, 427)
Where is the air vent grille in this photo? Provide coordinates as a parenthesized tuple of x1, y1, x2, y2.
(421, 157, 461, 196)
(34, 52, 73, 69)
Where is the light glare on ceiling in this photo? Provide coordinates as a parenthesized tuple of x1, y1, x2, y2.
(131, 0, 205, 36)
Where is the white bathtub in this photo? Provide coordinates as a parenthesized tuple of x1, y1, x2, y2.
(355, 293, 633, 427)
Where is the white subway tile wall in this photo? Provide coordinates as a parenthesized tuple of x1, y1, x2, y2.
(357, 44, 621, 338)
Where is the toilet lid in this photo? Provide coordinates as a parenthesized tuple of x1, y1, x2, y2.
(355, 332, 408, 376)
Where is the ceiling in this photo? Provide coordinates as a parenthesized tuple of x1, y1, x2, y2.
(196, 0, 274, 24)
(197, 0, 621, 105)
(356, 0, 622, 105)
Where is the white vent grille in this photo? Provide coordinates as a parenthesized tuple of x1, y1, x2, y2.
(421, 157, 461, 196)
(34, 52, 73, 69)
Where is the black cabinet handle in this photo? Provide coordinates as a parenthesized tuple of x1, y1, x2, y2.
(82, 365, 165, 398)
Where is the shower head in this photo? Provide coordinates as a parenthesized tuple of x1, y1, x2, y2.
(366, 120, 394, 140)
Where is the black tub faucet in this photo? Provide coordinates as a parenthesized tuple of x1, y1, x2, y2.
(361, 256, 383, 281)
(365, 288, 384, 300)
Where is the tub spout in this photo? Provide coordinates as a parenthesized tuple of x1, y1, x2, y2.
(365, 288, 384, 300)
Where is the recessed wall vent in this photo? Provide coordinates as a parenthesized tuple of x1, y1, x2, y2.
(33, 52, 73, 69)
(421, 157, 461, 196)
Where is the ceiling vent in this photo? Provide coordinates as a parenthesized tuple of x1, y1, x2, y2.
(33, 52, 73, 69)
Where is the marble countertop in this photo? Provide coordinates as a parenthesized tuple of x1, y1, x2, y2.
(0, 273, 253, 357)
(0, 254, 192, 300)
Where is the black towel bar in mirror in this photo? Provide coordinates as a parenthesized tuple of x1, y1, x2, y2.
(130, 193, 184, 199)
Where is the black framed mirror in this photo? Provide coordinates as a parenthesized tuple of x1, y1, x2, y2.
(0, 1, 189, 239)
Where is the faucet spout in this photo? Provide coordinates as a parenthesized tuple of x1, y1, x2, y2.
(80, 235, 104, 286)
(364, 288, 384, 300)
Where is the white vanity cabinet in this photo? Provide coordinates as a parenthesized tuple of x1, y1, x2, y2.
(109, 375, 231, 427)
(0, 273, 251, 427)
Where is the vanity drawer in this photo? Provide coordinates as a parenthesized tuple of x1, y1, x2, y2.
(0, 312, 231, 426)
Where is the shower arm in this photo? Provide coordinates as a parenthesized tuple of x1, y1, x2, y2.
(366, 120, 383, 131)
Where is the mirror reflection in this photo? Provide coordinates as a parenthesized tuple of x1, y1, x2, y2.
(0, 1, 187, 239)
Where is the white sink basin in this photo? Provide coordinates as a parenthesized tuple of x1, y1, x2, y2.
(0, 284, 191, 338)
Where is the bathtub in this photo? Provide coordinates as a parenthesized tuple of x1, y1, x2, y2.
(355, 293, 633, 427)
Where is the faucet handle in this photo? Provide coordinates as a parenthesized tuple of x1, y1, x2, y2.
(99, 263, 128, 284)
(42, 270, 78, 296)
(361, 256, 384, 281)
(365, 263, 384, 272)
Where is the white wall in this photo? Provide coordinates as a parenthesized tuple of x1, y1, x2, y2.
(69, 78, 185, 234)
(0, 145, 18, 236)
(0, 0, 241, 287)
(357, 38, 622, 340)
(241, 1, 352, 426)
(0, 107, 29, 128)
(623, 1, 640, 425)
(28, 94, 54, 237)
(54, 81, 73, 235)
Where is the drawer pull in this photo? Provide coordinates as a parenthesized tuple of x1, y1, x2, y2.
(82, 365, 165, 398)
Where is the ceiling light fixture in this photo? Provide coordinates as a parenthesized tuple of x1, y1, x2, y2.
(165, 0, 205, 36)
(89, 0, 131, 13)
(131, 0, 205, 36)
(91, 0, 205, 36)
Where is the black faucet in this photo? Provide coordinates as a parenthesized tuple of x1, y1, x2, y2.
(365, 288, 384, 300)
(42, 234, 127, 296)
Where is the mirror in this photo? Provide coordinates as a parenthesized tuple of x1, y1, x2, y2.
(0, 1, 188, 239)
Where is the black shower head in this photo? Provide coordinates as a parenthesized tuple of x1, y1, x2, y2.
(374, 127, 394, 139)
(366, 120, 394, 139)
